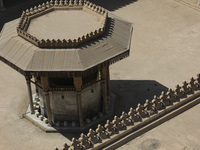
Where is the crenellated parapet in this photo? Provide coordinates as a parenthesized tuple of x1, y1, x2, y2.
(55, 74, 200, 150)
(17, 0, 108, 48)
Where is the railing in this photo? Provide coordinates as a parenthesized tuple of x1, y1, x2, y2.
(55, 74, 200, 150)
(16, 0, 108, 48)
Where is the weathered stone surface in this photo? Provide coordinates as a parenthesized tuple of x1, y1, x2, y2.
(128, 108, 140, 122)
(144, 99, 156, 116)
(87, 129, 100, 144)
(79, 133, 91, 149)
(96, 124, 108, 139)
(136, 104, 148, 118)
(104, 120, 114, 136)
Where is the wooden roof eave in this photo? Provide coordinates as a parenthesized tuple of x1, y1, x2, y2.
(0, 47, 129, 78)
(27, 50, 130, 78)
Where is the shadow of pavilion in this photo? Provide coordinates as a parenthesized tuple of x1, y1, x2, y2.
(111, 80, 168, 118)
(88, 0, 138, 11)
(60, 79, 168, 140)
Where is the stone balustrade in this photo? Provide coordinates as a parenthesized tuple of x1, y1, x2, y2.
(55, 73, 200, 150)
(17, 0, 108, 48)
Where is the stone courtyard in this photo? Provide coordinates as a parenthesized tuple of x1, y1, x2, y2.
(0, 0, 200, 149)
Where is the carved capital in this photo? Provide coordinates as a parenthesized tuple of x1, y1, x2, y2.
(100, 67, 107, 80)
(25, 75, 32, 84)
(41, 76, 49, 92)
(73, 76, 82, 91)
(25, 75, 31, 80)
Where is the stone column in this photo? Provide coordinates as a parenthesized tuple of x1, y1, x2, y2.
(0, 0, 5, 11)
(41, 76, 53, 126)
(34, 76, 39, 97)
(73, 76, 84, 127)
(25, 75, 34, 114)
(101, 67, 108, 114)
(106, 66, 111, 104)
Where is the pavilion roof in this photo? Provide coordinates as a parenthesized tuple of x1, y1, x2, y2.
(0, 5, 132, 76)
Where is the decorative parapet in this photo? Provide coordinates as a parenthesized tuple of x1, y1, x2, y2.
(17, 0, 108, 48)
(55, 74, 200, 150)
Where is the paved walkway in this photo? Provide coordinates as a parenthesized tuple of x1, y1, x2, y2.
(118, 103, 200, 150)
(0, 0, 200, 149)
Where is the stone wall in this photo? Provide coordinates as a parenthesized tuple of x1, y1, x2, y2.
(38, 82, 101, 122)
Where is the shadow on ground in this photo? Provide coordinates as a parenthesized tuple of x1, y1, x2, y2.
(0, 0, 137, 31)
(89, 0, 137, 11)
(60, 80, 168, 140)
(0, 0, 47, 30)
(111, 80, 168, 118)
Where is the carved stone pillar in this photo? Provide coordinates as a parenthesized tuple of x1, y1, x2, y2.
(73, 76, 84, 127)
(34, 76, 39, 96)
(101, 67, 108, 114)
(25, 75, 34, 114)
(41, 76, 53, 126)
(106, 66, 111, 104)
(0, 0, 5, 11)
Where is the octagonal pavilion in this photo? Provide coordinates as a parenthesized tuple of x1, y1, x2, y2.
(0, 0, 132, 129)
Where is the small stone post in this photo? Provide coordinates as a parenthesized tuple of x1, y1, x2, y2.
(25, 75, 34, 114)
(74, 76, 84, 127)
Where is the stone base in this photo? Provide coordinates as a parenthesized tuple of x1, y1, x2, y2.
(38, 82, 102, 122)
(24, 93, 116, 132)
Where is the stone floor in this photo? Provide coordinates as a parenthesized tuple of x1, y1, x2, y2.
(118, 103, 200, 150)
(0, 0, 200, 149)
(177, 0, 199, 7)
